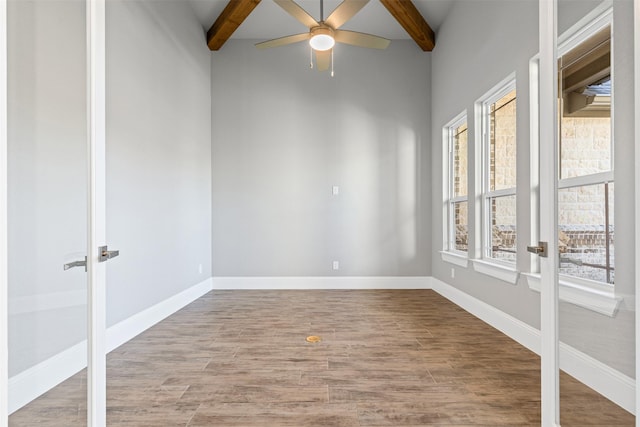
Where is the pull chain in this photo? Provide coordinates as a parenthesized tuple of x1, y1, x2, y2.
(310, 45, 313, 69)
(331, 48, 334, 77)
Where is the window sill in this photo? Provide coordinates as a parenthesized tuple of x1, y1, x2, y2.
(471, 259, 519, 285)
(440, 251, 469, 268)
(523, 273, 623, 317)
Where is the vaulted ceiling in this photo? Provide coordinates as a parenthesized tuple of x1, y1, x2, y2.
(188, 0, 454, 52)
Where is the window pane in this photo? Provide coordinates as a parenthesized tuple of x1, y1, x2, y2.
(488, 194, 516, 262)
(453, 200, 468, 252)
(560, 115, 611, 179)
(490, 90, 517, 191)
(559, 25, 611, 179)
(558, 183, 614, 284)
(453, 124, 468, 198)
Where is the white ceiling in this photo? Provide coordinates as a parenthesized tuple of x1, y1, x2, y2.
(187, 0, 454, 42)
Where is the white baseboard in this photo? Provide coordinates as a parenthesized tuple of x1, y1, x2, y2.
(8, 277, 213, 414)
(107, 278, 213, 352)
(8, 340, 87, 414)
(430, 278, 541, 353)
(211, 276, 431, 290)
(8, 276, 635, 416)
(559, 341, 635, 415)
(430, 277, 635, 415)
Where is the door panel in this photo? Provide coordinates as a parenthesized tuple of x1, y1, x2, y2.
(557, 3, 635, 423)
(551, 1, 635, 425)
(7, 0, 88, 424)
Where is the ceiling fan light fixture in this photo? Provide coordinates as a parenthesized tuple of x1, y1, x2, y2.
(309, 27, 335, 51)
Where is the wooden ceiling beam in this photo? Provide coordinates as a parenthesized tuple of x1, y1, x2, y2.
(379, 0, 435, 51)
(207, 0, 261, 51)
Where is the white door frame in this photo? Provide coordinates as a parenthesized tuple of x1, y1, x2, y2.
(1, 0, 8, 425)
(540, 1, 640, 425)
(0, 0, 107, 425)
(634, 0, 640, 425)
(539, 0, 560, 425)
(87, 0, 107, 425)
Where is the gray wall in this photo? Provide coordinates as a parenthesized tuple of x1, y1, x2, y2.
(430, 0, 635, 377)
(211, 40, 431, 277)
(106, 0, 212, 326)
(431, 0, 541, 327)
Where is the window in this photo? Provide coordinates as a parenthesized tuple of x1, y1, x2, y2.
(558, 24, 614, 285)
(480, 80, 517, 263)
(443, 113, 468, 254)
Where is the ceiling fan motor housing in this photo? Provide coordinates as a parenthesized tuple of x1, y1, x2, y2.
(309, 25, 335, 51)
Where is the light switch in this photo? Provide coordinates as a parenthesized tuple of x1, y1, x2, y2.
(332, 185, 339, 195)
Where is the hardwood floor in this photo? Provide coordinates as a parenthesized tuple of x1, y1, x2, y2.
(9, 290, 634, 426)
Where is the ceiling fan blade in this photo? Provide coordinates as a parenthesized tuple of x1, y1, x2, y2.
(334, 30, 390, 49)
(315, 49, 331, 71)
(255, 33, 310, 49)
(325, 0, 369, 30)
(274, 0, 319, 29)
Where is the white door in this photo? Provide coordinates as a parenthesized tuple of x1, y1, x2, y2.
(538, 0, 638, 425)
(1, 0, 108, 425)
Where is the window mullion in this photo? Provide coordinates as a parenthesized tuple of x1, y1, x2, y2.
(558, 171, 614, 189)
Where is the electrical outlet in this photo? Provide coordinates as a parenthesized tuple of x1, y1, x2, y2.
(451, 267, 455, 278)
(198, 264, 203, 274)
(333, 261, 340, 270)
(332, 185, 339, 195)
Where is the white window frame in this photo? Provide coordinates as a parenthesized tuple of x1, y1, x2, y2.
(479, 76, 518, 266)
(441, 112, 468, 265)
(526, 5, 622, 318)
(557, 9, 614, 288)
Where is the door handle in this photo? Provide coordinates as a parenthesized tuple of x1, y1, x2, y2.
(560, 257, 582, 266)
(64, 246, 119, 271)
(99, 245, 120, 262)
(527, 241, 548, 257)
(64, 257, 87, 271)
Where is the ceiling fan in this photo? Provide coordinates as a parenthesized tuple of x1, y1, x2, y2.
(255, 0, 391, 73)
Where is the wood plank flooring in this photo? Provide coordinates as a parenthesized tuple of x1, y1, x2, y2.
(9, 290, 635, 426)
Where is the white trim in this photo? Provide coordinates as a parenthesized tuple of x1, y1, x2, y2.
(430, 277, 635, 415)
(634, 0, 640, 422)
(0, 0, 7, 423)
(7, 278, 213, 414)
(539, 0, 561, 423)
(439, 251, 469, 268)
(528, 55, 540, 275)
(211, 276, 431, 290)
(6, 276, 634, 418)
(444, 111, 468, 131)
(442, 124, 450, 252)
(484, 187, 517, 199)
(478, 73, 518, 108)
(87, 0, 107, 424)
(471, 259, 519, 285)
(524, 273, 622, 317)
(106, 278, 213, 352)
(8, 341, 87, 415)
(430, 277, 540, 352)
(443, 111, 468, 253)
(559, 340, 635, 416)
(477, 75, 518, 263)
(557, 1, 613, 56)
(558, 172, 614, 190)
